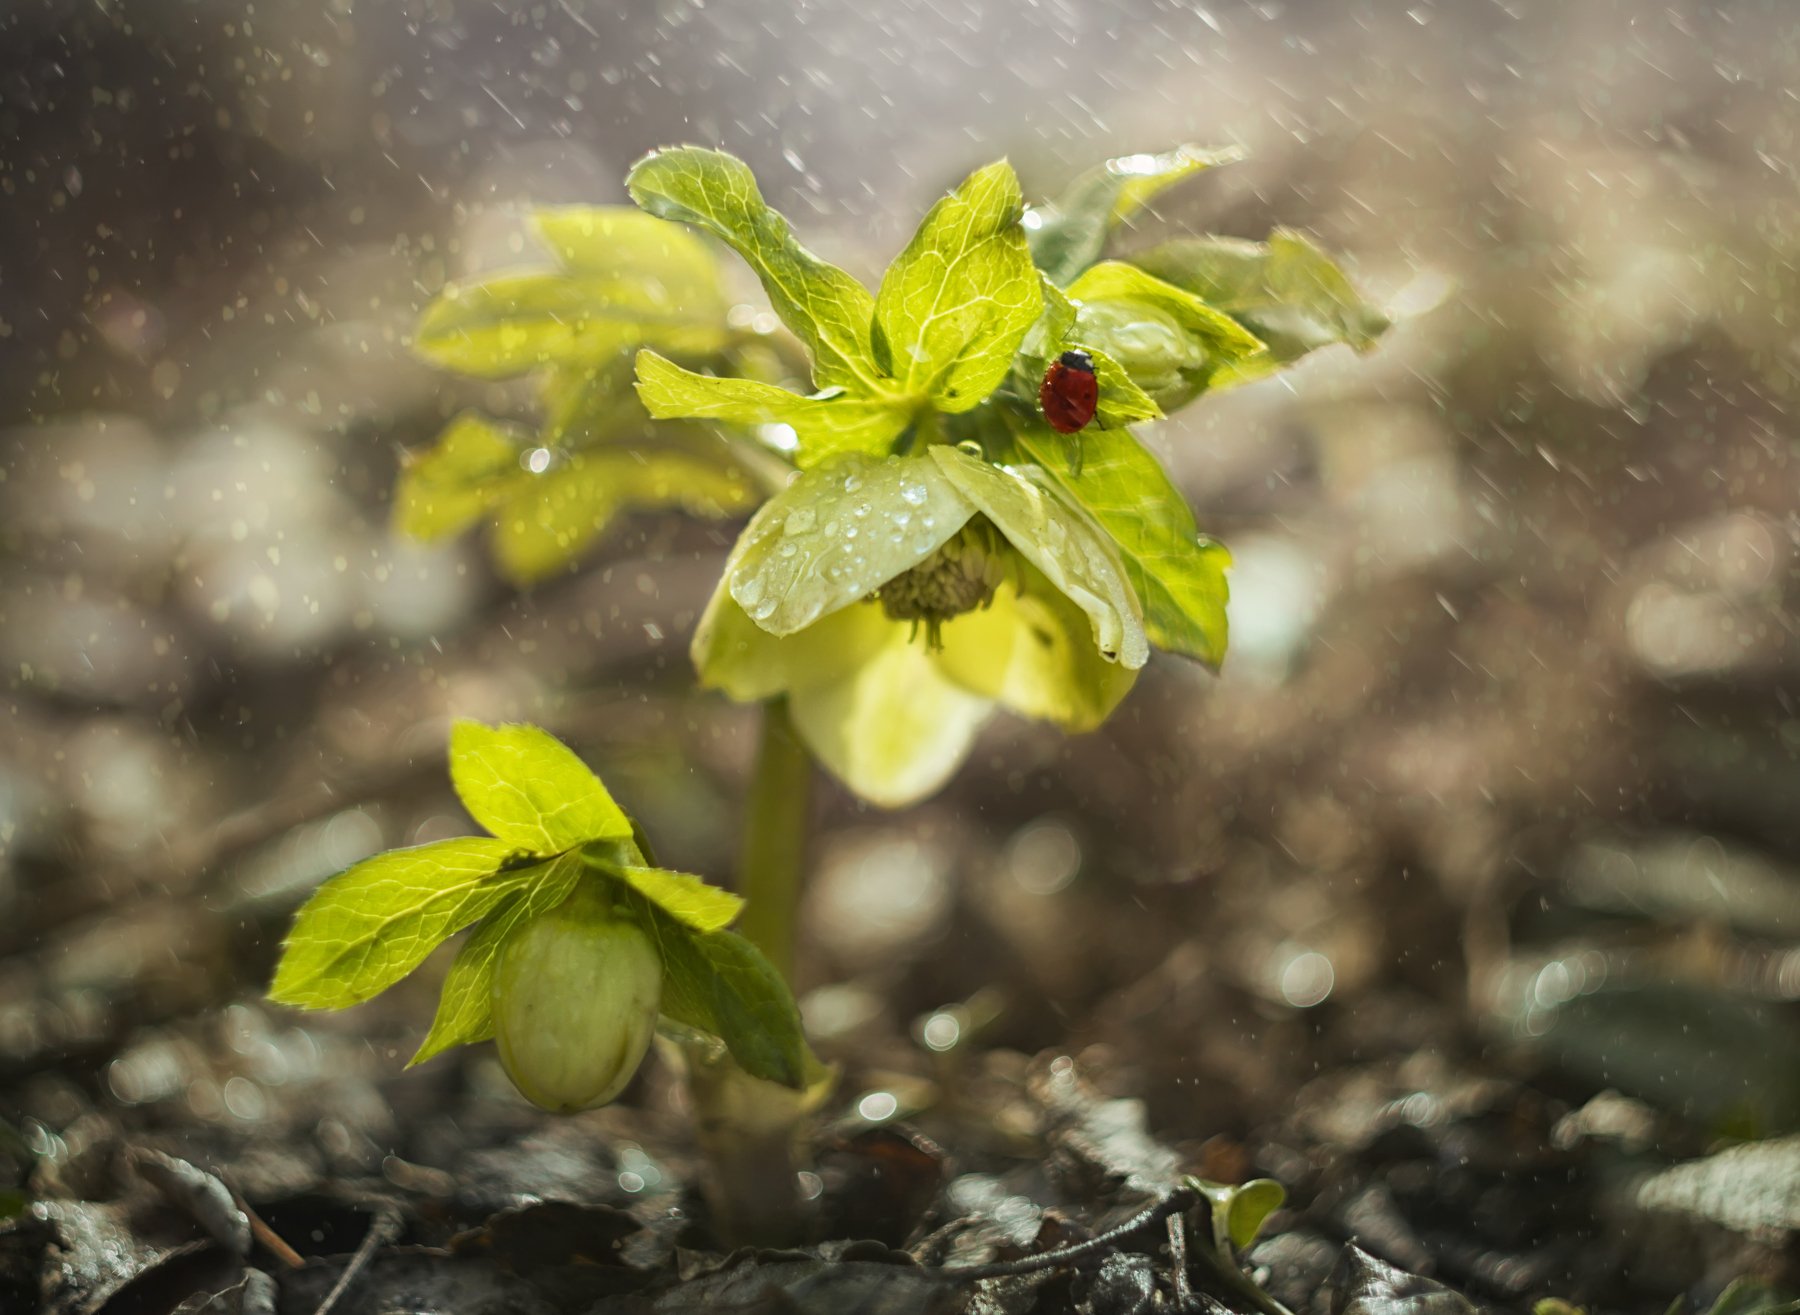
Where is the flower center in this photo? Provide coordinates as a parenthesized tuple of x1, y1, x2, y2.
(875, 517, 1009, 648)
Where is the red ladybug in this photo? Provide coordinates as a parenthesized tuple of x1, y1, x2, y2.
(1039, 349, 1099, 434)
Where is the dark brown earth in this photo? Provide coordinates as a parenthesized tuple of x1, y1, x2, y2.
(3, 1, 1798, 1312)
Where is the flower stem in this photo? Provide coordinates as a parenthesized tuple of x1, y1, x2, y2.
(734, 698, 812, 983)
(680, 698, 816, 1248)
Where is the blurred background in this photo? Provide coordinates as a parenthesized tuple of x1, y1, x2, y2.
(2, 0, 1798, 1308)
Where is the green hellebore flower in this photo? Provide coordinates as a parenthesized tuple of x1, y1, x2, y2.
(491, 884, 662, 1112)
(693, 445, 1149, 808)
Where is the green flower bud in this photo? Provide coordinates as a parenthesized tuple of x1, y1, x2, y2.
(492, 885, 662, 1112)
(1074, 299, 1211, 410)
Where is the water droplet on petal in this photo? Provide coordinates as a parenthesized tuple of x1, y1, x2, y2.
(735, 575, 764, 607)
(784, 508, 817, 535)
(901, 483, 928, 506)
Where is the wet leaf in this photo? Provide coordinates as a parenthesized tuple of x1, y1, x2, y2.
(268, 837, 525, 1010)
(628, 146, 885, 394)
(997, 418, 1229, 668)
(928, 444, 1149, 668)
(1029, 144, 1244, 287)
(1329, 1245, 1478, 1315)
(641, 904, 813, 1089)
(449, 720, 633, 853)
(635, 349, 912, 466)
(724, 451, 975, 636)
(1129, 230, 1390, 374)
(409, 853, 584, 1066)
(873, 160, 1042, 412)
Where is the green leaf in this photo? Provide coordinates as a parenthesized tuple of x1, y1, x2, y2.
(1188, 1176, 1287, 1252)
(635, 349, 912, 467)
(414, 271, 726, 379)
(1128, 229, 1390, 369)
(1007, 277, 1161, 429)
(487, 441, 758, 584)
(538, 357, 658, 449)
(269, 837, 521, 1010)
(1029, 145, 1243, 287)
(1702, 1279, 1800, 1315)
(394, 412, 527, 541)
(579, 844, 744, 932)
(1076, 345, 1164, 429)
(449, 721, 632, 852)
(1109, 144, 1247, 224)
(1223, 1178, 1285, 1251)
(532, 206, 723, 311)
(1067, 261, 1268, 409)
(998, 417, 1229, 668)
(1015, 272, 1078, 374)
(724, 451, 976, 636)
(1067, 261, 1267, 363)
(409, 852, 584, 1065)
(873, 160, 1042, 412)
(637, 901, 811, 1088)
(927, 444, 1149, 669)
(627, 147, 885, 395)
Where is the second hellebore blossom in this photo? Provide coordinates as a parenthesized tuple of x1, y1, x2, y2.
(694, 444, 1148, 807)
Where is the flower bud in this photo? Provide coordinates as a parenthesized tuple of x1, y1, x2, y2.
(1074, 299, 1211, 410)
(492, 885, 662, 1112)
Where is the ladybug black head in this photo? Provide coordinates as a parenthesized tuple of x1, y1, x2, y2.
(1057, 349, 1096, 374)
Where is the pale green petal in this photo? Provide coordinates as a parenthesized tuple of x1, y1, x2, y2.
(936, 565, 1139, 732)
(691, 588, 889, 702)
(927, 445, 1149, 669)
(726, 452, 975, 636)
(788, 623, 992, 809)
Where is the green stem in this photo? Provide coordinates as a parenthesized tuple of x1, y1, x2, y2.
(680, 698, 816, 1248)
(734, 698, 812, 983)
